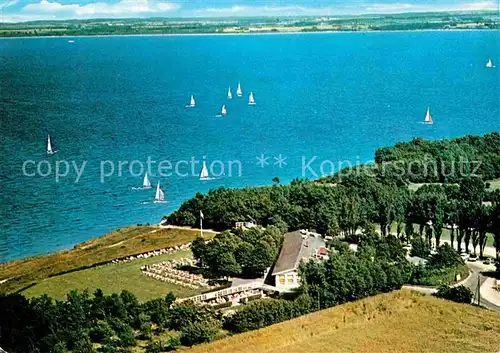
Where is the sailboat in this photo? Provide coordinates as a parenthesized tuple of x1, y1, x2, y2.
(154, 182, 166, 203)
(133, 172, 152, 190)
(486, 58, 494, 68)
(186, 95, 196, 108)
(47, 135, 57, 155)
(221, 104, 227, 117)
(236, 82, 242, 97)
(424, 107, 433, 125)
(199, 161, 211, 180)
(143, 173, 152, 188)
(227, 87, 232, 99)
(248, 92, 256, 105)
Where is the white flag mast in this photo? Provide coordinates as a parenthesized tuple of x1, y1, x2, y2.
(200, 210, 204, 238)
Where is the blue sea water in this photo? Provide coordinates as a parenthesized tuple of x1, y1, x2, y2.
(0, 31, 499, 263)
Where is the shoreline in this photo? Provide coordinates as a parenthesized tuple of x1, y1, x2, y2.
(0, 28, 495, 40)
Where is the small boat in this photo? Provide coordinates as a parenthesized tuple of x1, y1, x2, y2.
(143, 173, 152, 188)
(248, 92, 256, 105)
(486, 58, 494, 68)
(221, 104, 227, 116)
(47, 135, 58, 154)
(154, 182, 166, 203)
(186, 95, 196, 108)
(236, 82, 242, 97)
(424, 107, 433, 125)
(68, 40, 75, 43)
(199, 161, 211, 180)
(227, 87, 232, 99)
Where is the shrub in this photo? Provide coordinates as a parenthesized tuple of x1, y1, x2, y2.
(435, 285, 473, 304)
(410, 236, 430, 258)
(166, 336, 181, 351)
(179, 319, 220, 346)
(72, 336, 94, 353)
(117, 324, 136, 347)
(429, 244, 463, 269)
(145, 341, 164, 353)
(89, 322, 114, 343)
(168, 301, 216, 331)
(223, 296, 313, 333)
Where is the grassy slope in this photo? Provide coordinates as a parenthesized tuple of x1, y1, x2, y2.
(189, 290, 500, 353)
(0, 226, 215, 294)
(23, 250, 199, 301)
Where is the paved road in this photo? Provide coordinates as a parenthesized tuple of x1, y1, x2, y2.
(404, 262, 500, 313)
(464, 262, 500, 312)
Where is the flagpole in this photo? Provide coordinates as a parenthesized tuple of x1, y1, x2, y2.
(200, 211, 204, 238)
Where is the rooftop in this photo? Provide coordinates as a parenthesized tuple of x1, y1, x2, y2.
(272, 231, 325, 276)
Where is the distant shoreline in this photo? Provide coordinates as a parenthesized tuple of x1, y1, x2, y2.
(0, 28, 495, 40)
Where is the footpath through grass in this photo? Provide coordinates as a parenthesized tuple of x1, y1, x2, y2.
(189, 290, 500, 353)
(0, 226, 215, 294)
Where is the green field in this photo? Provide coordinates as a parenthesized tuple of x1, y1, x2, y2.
(23, 250, 200, 301)
(488, 178, 500, 190)
(189, 290, 500, 353)
(0, 226, 215, 294)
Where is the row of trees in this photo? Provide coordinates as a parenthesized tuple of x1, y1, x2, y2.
(405, 178, 500, 258)
(373, 133, 500, 183)
(0, 289, 224, 353)
(167, 176, 500, 260)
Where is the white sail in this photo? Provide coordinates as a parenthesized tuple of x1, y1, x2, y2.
(248, 92, 255, 105)
(221, 104, 227, 116)
(47, 135, 53, 154)
(227, 87, 232, 99)
(143, 173, 151, 188)
(486, 58, 493, 68)
(186, 95, 195, 107)
(424, 107, 433, 124)
(236, 82, 242, 97)
(155, 182, 165, 202)
(199, 161, 210, 180)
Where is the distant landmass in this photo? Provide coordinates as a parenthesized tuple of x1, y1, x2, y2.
(0, 11, 498, 37)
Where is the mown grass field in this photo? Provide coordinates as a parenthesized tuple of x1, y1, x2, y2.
(0, 226, 215, 294)
(189, 290, 500, 353)
(488, 178, 500, 190)
(23, 250, 199, 301)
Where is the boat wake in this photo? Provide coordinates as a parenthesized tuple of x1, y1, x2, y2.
(199, 177, 216, 181)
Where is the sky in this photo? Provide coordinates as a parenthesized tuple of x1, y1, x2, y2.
(0, 0, 498, 23)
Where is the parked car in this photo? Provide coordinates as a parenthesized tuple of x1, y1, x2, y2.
(460, 252, 469, 261)
(483, 258, 495, 265)
(468, 254, 478, 262)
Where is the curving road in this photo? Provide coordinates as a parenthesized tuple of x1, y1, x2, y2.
(463, 262, 500, 312)
(403, 261, 500, 313)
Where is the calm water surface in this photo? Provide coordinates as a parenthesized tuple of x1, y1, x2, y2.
(0, 31, 499, 262)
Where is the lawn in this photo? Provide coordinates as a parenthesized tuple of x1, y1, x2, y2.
(0, 226, 216, 294)
(488, 178, 500, 190)
(188, 290, 500, 353)
(23, 250, 200, 302)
